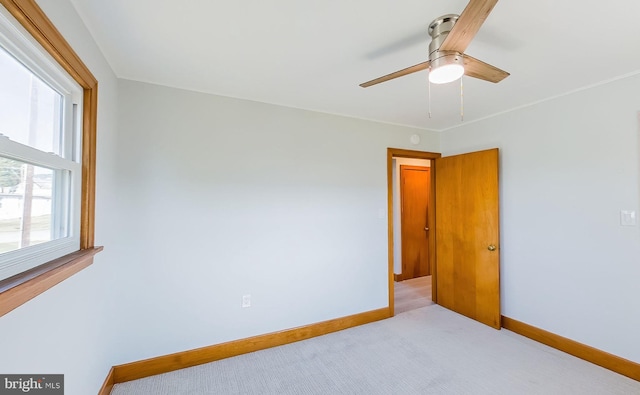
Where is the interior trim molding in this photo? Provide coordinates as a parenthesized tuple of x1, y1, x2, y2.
(502, 315, 640, 382)
(0, 247, 103, 317)
(97, 367, 114, 395)
(110, 307, 390, 384)
(0, 0, 101, 315)
(0, 0, 98, 249)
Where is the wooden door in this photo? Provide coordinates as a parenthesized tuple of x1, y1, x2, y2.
(434, 148, 500, 329)
(400, 165, 430, 280)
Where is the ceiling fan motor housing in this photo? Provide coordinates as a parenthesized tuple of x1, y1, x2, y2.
(428, 14, 463, 66)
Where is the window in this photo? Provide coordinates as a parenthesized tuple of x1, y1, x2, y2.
(0, 0, 100, 317)
(0, 24, 82, 280)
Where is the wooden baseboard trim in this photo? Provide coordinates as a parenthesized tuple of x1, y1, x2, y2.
(97, 367, 114, 395)
(111, 307, 390, 384)
(393, 273, 402, 282)
(502, 315, 640, 381)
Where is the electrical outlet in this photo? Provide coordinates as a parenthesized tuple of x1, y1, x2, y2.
(242, 294, 251, 308)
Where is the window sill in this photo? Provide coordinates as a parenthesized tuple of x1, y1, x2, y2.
(0, 246, 103, 317)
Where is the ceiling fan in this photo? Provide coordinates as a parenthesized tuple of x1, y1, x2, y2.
(360, 0, 509, 88)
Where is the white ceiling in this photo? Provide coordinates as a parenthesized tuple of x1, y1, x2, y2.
(69, 0, 640, 131)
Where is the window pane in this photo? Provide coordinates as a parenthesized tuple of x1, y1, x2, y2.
(0, 157, 68, 254)
(0, 46, 63, 155)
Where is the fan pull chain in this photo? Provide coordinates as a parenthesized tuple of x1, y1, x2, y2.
(460, 75, 464, 122)
(428, 79, 432, 119)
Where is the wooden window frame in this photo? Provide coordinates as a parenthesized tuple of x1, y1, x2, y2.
(0, 0, 102, 317)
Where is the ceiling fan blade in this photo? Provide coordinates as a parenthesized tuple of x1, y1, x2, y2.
(359, 60, 430, 87)
(439, 0, 498, 53)
(463, 54, 509, 83)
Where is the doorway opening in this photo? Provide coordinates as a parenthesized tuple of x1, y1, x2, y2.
(386, 148, 441, 316)
(395, 162, 432, 314)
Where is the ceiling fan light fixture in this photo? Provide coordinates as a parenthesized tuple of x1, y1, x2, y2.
(428, 53, 464, 84)
(359, 1, 510, 89)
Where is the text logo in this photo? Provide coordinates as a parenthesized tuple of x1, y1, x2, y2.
(0, 375, 63, 394)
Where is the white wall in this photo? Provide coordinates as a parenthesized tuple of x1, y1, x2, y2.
(0, 1, 121, 394)
(392, 158, 430, 274)
(440, 74, 640, 363)
(113, 79, 440, 363)
(0, 2, 440, 389)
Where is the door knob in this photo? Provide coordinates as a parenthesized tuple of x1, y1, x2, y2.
(488, 244, 497, 251)
(424, 227, 429, 231)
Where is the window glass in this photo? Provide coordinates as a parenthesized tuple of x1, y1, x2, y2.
(0, 46, 63, 155)
(0, 157, 72, 254)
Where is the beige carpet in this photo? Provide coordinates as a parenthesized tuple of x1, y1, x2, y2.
(111, 305, 640, 394)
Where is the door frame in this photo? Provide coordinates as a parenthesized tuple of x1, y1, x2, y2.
(387, 148, 441, 316)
